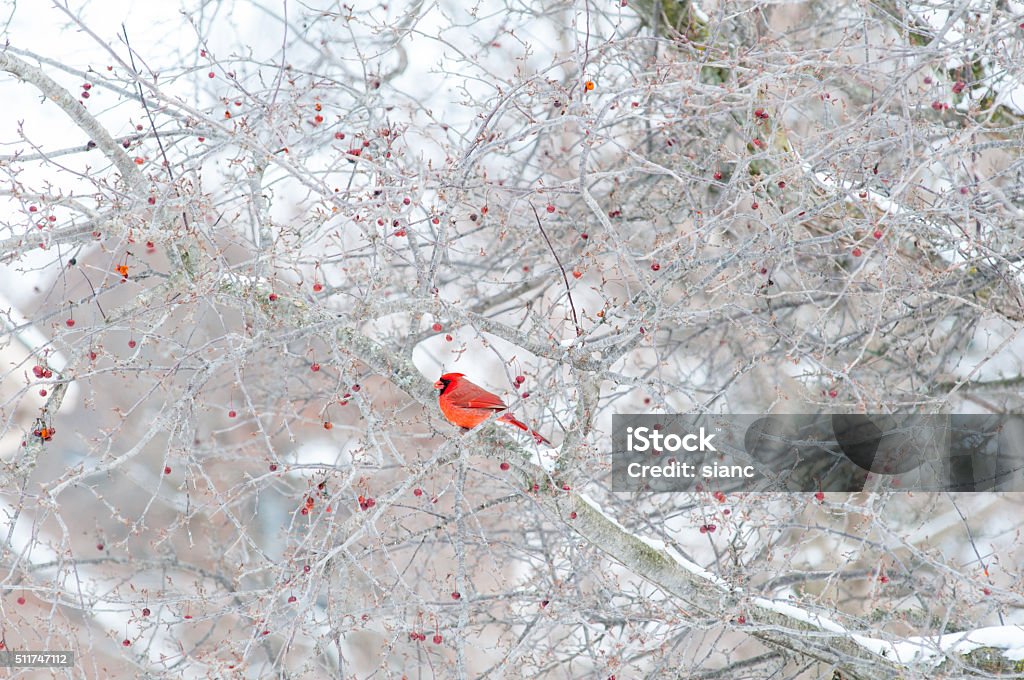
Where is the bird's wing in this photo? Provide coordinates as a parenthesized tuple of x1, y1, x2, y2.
(449, 378, 508, 410)
(464, 396, 507, 410)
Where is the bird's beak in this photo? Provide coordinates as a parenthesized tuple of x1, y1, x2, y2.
(433, 379, 444, 389)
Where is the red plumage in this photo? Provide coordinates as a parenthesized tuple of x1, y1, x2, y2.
(434, 372, 550, 445)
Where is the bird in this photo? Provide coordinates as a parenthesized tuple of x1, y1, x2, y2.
(434, 372, 550, 445)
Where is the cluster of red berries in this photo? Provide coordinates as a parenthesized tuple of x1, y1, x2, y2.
(408, 632, 443, 644)
(358, 495, 376, 511)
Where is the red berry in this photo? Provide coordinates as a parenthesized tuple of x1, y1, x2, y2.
(515, 375, 525, 384)
(713, 171, 722, 180)
(147, 196, 156, 205)
(952, 80, 965, 94)
(561, 483, 570, 491)
(269, 463, 278, 471)
(142, 607, 150, 616)
(852, 247, 862, 257)
(43, 369, 52, 378)
(546, 204, 555, 213)
(66, 318, 75, 327)
(312, 282, 323, 292)
(699, 525, 708, 534)
(164, 466, 171, 475)
(89, 351, 97, 360)
(39, 389, 47, 396)
(828, 390, 838, 398)
(580, 233, 588, 240)
(651, 263, 660, 271)
(815, 491, 825, 501)
(268, 293, 278, 301)
(431, 322, 442, 332)
(445, 334, 453, 341)
(432, 634, 442, 644)
(16, 596, 25, 605)
(500, 462, 510, 471)
(311, 363, 320, 372)
(413, 488, 423, 496)
(403, 197, 411, 205)
(572, 270, 582, 279)
(228, 410, 237, 418)
(97, 543, 104, 550)
(451, 591, 461, 600)
(208, 71, 215, 78)
(323, 421, 332, 430)
(521, 392, 529, 398)
(29, 205, 37, 212)
(33, 365, 44, 378)
(335, 132, 345, 140)
(569, 511, 577, 519)
(123, 639, 131, 647)
(128, 340, 137, 348)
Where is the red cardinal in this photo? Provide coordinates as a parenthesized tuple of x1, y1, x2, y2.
(434, 372, 550, 445)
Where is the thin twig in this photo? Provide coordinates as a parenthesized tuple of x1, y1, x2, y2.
(122, 26, 174, 184)
(530, 203, 582, 337)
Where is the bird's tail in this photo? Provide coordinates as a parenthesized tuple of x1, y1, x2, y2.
(499, 412, 551, 445)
